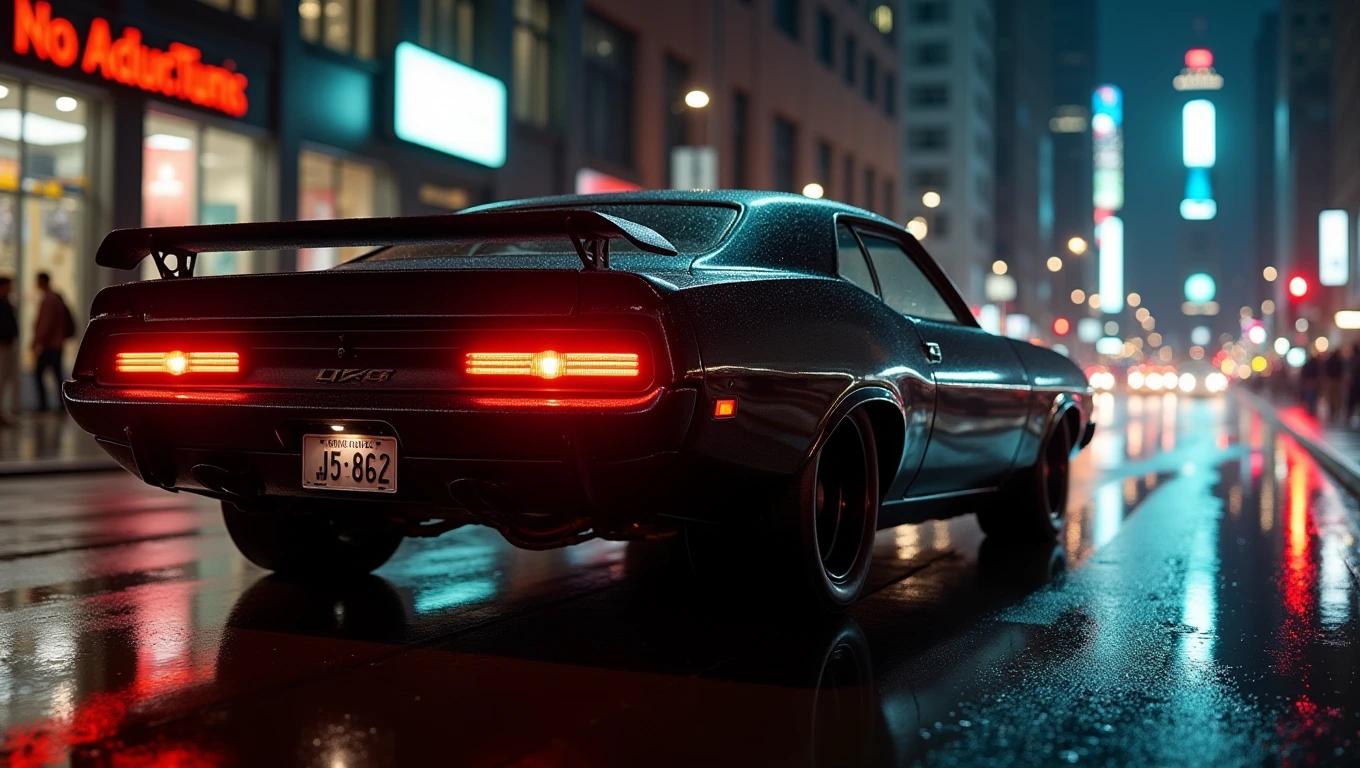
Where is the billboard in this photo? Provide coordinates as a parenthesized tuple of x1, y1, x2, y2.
(1098, 216, 1125, 313)
(1092, 85, 1124, 214)
(1319, 209, 1350, 287)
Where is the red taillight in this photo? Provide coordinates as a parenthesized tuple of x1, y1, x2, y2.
(465, 351, 639, 379)
(115, 351, 240, 375)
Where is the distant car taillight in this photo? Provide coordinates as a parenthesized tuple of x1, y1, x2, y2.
(114, 351, 240, 375)
(465, 351, 640, 379)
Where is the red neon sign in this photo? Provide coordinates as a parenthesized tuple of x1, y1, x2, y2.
(14, 0, 249, 118)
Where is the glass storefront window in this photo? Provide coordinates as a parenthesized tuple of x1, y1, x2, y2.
(421, 0, 476, 65)
(298, 149, 394, 270)
(142, 111, 260, 277)
(0, 77, 93, 410)
(300, 0, 375, 59)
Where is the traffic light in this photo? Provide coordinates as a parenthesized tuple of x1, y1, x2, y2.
(1052, 317, 1071, 336)
(1289, 276, 1308, 299)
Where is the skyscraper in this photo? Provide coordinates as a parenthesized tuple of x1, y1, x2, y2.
(1048, 0, 1098, 323)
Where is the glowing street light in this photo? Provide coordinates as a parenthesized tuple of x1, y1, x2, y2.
(1067, 236, 1088, 255)
(1071, 289, 1086, 304)
(1047, 256, 1063, 272)
(801, 182, 825, 199)
(906, 217, 928, 240)
(684, 89, 711, 109)
(992, 260, 1008, 275)
(922, 191, 941, 208)
(1263, 266, 1277, 282)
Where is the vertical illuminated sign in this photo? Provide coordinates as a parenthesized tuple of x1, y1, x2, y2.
(1092, 85, 1124, 212)
(1099, 216, 1124, 313)
(1182, 100, 1216, 167)
(1319, 209, 1350, 286)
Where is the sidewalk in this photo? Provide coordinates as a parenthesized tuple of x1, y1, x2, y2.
(0, 412, 118, 476)
(1246, 390, 1360, 498)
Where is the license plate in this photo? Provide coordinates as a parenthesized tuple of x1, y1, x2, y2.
(302, 434, 398, 493)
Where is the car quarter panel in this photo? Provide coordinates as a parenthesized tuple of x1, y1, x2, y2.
(1006, 339, 1095, 470)
(678, 273, 936, 488)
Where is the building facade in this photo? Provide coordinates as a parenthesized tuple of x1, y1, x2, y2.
(0, 0, 899, 410)
(993, 0, 1053, 333)
(1332, 0, 1360, 312)
(898, 0, 995, 305)
(1047, 0, 1096, 326)
(1252, 11, 1278, 323)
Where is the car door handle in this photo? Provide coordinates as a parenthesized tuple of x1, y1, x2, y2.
(923, 341, 943, 364)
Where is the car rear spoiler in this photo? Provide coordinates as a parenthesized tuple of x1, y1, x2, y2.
(94, 209, 678, 278)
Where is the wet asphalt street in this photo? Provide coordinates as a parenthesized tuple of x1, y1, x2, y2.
(2, 392, 1359, 767)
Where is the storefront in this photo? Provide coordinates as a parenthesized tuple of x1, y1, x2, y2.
(0, 0, 272, 410)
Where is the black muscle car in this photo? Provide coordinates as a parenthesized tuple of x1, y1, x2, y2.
(65, 191, 1094, 612)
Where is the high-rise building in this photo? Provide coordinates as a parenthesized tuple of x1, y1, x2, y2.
(1332, 0, 1360, 310)
(994, 0, 1054, 328)
(1275, 0, 1335, 331)
(1048, 0, 1098, 322)
(899, 0, 997, 305)
(1252, 12, 1279, 321)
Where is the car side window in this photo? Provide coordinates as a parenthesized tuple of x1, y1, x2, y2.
(857, 233, 960, 323)
(836, 223, 878, 296)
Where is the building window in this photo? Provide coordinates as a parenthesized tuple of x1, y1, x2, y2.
(908, 126, 949, 151)
(912, 1, 948, 23)
(864, 167, 875, 212)
(298, 150, 395, 269)
(197, 0, 257, 18)
(143, 112, 261, 277)
(817, 140, 833, 192)
(817, 8, 836, 68)
(884, 73, 896, 116)
(773, 116, 798, 193)
(299, 0, 375, 59)
(909, 84, 949, 107)
(417, 0, 475, 64)
(844, 35, 857, 85)
(733, 90, 749, 188)
(910, 168, 948, 190)
(842, 154, 854, 205)
(664, 55, 692, 187)
(775, 0, 800, 39)
(0, 78, 94, 375)
(915, 41, 949, 66)
(864, 55, 877, 102)
(583, 13, 636, 169)
(513, 0, 553, 128)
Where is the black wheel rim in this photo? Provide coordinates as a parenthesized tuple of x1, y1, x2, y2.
(1043, 432, 1071, 524)
(814, 422, 869, 582)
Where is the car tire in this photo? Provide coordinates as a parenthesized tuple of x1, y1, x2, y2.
(779, 408, 880, 613)
(977, 416, 1073, 542)
(222, 500, 404, 577)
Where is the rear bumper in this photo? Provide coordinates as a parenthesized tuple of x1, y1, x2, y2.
(64, 381, 698, 522)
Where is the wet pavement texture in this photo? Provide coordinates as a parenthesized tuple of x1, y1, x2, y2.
(1, 393, 1358, 766)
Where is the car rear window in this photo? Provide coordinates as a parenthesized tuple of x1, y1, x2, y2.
(344, 203, 739, 268)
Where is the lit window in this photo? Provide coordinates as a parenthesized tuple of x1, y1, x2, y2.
(197, 0, 257, 19)
(297, 150, 396, 269)
(300, 0, 375, 60)
(582, 14, 636, 168)
(422, 0, 477, 65)
(513, 0, 553, 127)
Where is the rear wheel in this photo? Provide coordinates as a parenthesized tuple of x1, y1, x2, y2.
(779, 409, 880, 612)
(222, 500, 403, 577)
(977, 417, 1073, 541)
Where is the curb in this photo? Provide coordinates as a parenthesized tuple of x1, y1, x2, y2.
(0, 458, 121, 478)
(1240, 389, 1360, 499)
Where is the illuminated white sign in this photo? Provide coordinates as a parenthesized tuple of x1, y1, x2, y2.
(394, 42, 507, 168)
(1004, 314, 1032, 340)
(1319, 209, 1350, 286)
(1098, 216, 1124, 313)
(1096, 337, 1123, 355)
(1077, 317, 1103, 343)
(1182, 100, 1216, 168)
(1174, 48, 1224, 91)
(1183, 272, 1216, 304)
(1180, 199, 1217, 220)
(1092, 85, 1124, 214)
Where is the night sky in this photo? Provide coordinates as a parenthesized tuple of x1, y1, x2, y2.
(1098, 0, 1277, 341)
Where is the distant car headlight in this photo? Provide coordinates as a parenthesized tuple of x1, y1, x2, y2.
(1146, 372, 1164, 391)
(1091, 371, 1114, 391)
(1127, 370, 1145, 390)
(1205, 372, 1228, 392)
(1178, 372, 1196, 393)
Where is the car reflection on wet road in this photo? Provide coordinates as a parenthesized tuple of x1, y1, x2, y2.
(1, 393, 1357, 766)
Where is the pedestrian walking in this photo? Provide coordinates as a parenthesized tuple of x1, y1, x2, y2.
(1301, 352, 1321, 415)
(31, 272, 74, 413)
(0, 276, 17, 426)
(1323, 349, 1345, 421)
